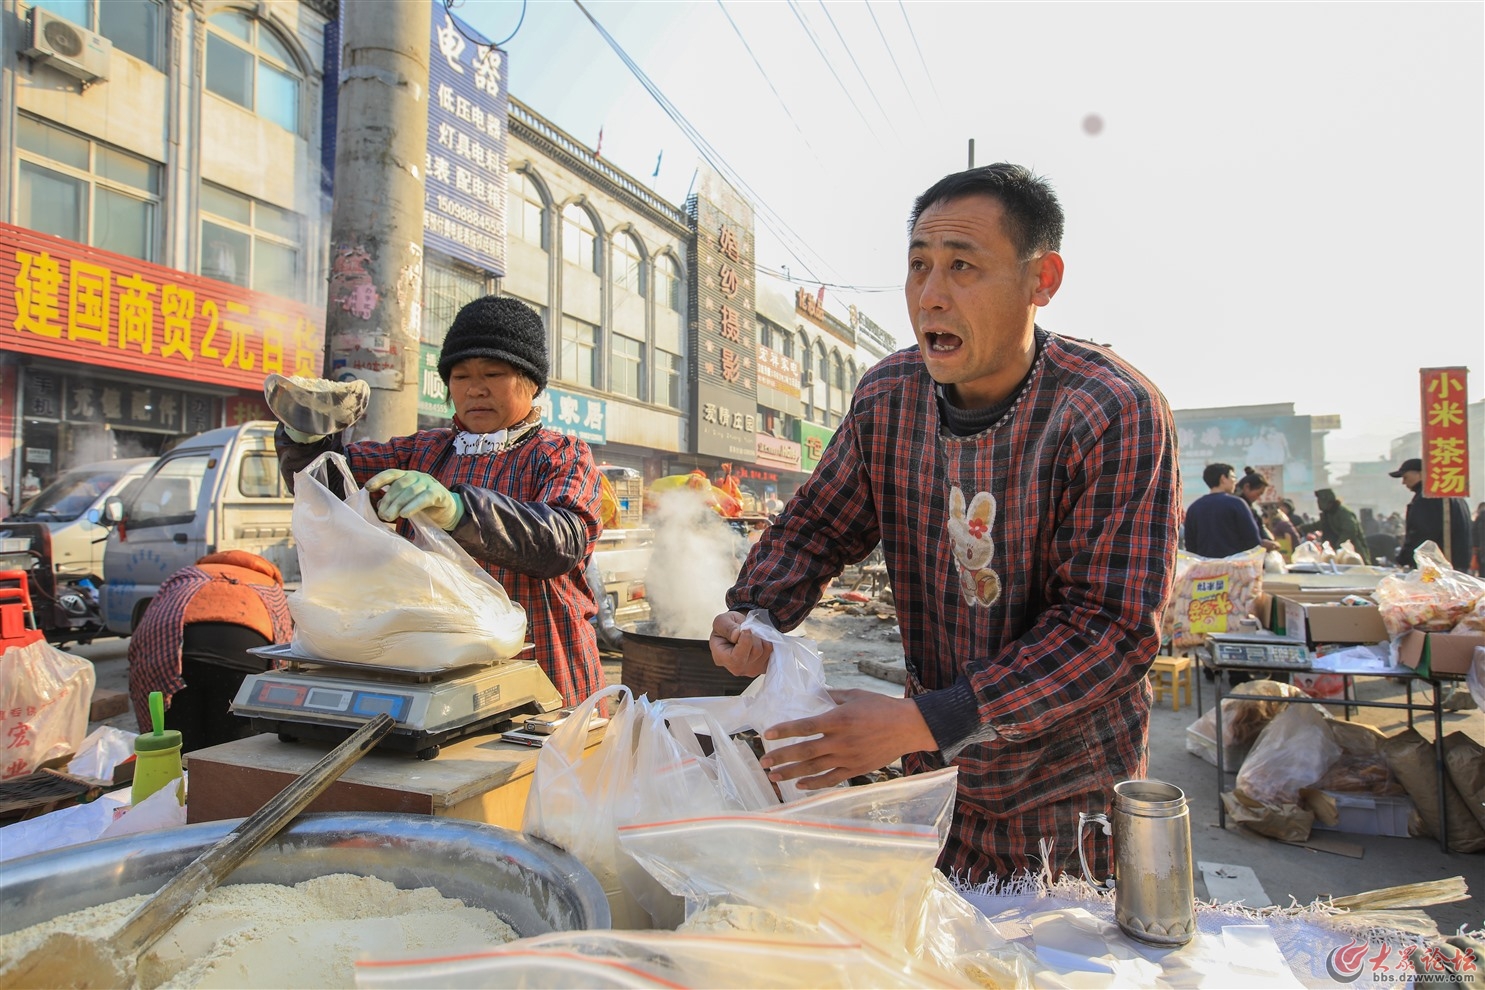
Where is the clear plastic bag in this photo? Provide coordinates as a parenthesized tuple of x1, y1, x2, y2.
(1162, 547, 1266, 648)
(0, 640, 94, 779)
(354, 926, 963, 989)
(287, 451, 525, 669)
(1233, 703, 1340, 806)
(1373, 540, 1485, 637)
(617, 768, 959, 949)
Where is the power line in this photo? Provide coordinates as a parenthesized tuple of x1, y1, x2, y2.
(713, 0, 825, 163)
(784, 0, 885, 147)
(896, 0, 940, 102)
(863, 0, 920, 116)
(442, 0, 527, 51)
(814, 0, 902, 143)
(570, 0, 838, 283)
(758, 267, 901, 293)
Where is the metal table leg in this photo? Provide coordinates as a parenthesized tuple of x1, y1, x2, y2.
(1214, 663, 1227, 829)
(1432, 679, 1448, 854)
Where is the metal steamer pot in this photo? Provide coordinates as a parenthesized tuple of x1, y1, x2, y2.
(617, 622, 755, 700)
(0, 813, 610, 938)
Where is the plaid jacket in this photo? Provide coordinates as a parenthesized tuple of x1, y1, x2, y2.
(730, 330, 1180, 875)
(284, 427, 605, 708)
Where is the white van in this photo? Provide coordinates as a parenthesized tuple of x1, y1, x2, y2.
(1, 457, 154, 642)
(99, 421, 296, 635)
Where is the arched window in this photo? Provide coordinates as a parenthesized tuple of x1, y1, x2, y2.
(814, 340, 829, 424)
(206, 9, 302, 133)
(507, 171, 546, 249)
(832, 352, 846, 390)
(612, 231, 645, 295)
(654, 253, 681, 311)
(561, 203, 598, 273)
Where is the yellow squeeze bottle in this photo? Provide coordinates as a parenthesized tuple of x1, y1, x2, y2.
(131, 691, 184, 806)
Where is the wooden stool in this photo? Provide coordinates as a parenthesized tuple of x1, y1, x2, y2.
(1149, 655, 1193, 712)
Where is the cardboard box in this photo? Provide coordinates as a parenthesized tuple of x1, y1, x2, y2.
(1184, 724, 1249, 770)
(1396, 630, 1485, 677)
(1310, 790, 1414, 838)
(1276, 595, 1387, 646)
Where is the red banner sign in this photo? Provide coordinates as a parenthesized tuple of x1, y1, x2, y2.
(2, 222, 325, 391)
(1419, 367, 1470, 498)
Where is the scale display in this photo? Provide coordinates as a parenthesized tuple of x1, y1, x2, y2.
(1206, 634, 1311, 669)
(248, 679, 412, 722)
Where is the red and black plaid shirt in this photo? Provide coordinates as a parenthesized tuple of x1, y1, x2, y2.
(730, 329, 1180, 878)
(339, 428, 605, 708)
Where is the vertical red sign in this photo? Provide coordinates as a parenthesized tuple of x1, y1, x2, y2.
(1419, 367, 1470, 498)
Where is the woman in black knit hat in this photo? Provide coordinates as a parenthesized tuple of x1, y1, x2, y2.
(270, 295, 606, 708)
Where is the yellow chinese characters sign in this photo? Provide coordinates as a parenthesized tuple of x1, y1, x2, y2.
(3, 223, 324, 391)
(1419, 367, 1470, 498)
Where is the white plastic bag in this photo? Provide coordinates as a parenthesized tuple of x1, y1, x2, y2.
(1233, 703, 1340, 806)
(689, 609, 840, 803)
(287, 451, 525, 669)
(0, 640, 94, 779)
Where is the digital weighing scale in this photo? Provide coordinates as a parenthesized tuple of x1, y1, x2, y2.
(1203, 632, 1312, 669)
(232, 644, 564, 760)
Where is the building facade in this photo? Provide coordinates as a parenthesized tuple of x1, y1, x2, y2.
(1, 0, 334, 507)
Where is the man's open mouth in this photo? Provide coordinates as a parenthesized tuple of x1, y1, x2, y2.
(926, 332, 962, 352)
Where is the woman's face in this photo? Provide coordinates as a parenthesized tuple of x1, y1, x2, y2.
(447, 357, 537, 433)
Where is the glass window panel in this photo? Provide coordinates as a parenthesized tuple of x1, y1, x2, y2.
(18, 161, 85, 242)
(206, 33, 254, 108)
(200, 182, 250, 223)
(562, 206, 595, 271)
(254, 200, 298, 239)
(257, 60, 300, 133)
(201, 220, 250, 287)
(253, 239, 298, 298)
(99, 0, 160, 66)
(129, 454, 208, 528)
(94, 188, 153, 261)
(211, 9, 253, 42)
(17, 116, 88, 169)
(559, 316, 596, 388)
(256, 25, 296, 67)
(30, 0, 89, 27)
(653, 350, 681, 409)
(611, 335, 643, 399)
(96, 145, 158, 193)
(422, 261, 485, 344)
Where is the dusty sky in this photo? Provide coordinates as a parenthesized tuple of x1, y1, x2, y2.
(458, 0, 1484, 463)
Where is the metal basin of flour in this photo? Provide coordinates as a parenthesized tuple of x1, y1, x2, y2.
(0, 812, 609, 937)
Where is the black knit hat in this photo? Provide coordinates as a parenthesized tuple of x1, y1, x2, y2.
(438, 295, 548, 391)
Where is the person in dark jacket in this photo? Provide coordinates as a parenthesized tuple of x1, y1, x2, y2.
(1391, 457, 1473, 569)
(1314, 489, 1372, 564)
(271, 296, 605, 707)
(1183, 463, 1261, 558)
(1472, 502, 1485, 576)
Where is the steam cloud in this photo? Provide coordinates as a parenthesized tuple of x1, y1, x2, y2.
(643, 489, 743, 640)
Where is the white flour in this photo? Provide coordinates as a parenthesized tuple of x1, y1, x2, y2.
(0, 873, 518, 989)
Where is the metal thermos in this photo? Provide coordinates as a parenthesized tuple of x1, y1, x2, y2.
(1078, 779, 1197, 947)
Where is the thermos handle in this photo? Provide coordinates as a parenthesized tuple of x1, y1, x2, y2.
(1076, 811, 1115, 891)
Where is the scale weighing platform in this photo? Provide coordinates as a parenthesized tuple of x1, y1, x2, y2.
(232, 644, 563, 760)
(1203, 632, 1312, 670)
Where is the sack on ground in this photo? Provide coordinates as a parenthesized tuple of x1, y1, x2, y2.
(287, 451, 525, 669)
(1233, 702, 1339, 806)
(1380, 728, 1485, 853)
(0, 640, 94, 778)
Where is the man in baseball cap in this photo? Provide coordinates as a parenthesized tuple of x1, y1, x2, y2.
(1390, 457, 1472, 568)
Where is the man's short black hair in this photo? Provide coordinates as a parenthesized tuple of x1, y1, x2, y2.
(1202, 463, 1235, 489)
(909, 163, 1065, 261)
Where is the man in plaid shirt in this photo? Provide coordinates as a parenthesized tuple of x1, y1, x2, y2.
(275, 296, 605, 707)
(711, 165, 1180, 881)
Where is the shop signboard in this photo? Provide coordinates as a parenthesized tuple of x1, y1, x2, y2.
(688, 169, 757, 459)
(756, 345, 801, 399)
(1172, 411, 1314, 508)
(418, 343, 449, 419)
(1419, 367, 1470, 498)
(424, 7, 509, 274)
(755, 433, 801, 471)
(538, 387, 606, 445)
(2, 223, 324, 392)
(799, 421, 836, 473)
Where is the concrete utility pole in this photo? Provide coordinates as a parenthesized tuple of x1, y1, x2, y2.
(324, 0, 431, 441)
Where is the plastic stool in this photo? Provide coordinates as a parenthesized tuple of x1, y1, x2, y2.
(1149, 655, 1193, 712)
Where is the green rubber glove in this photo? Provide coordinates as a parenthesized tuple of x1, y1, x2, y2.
(283, 425, 326, 444)
(365, 469, 465, 531)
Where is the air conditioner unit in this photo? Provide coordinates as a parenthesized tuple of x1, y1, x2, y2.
(24, 7, 111, 85)
(800, 371, 816, 388)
